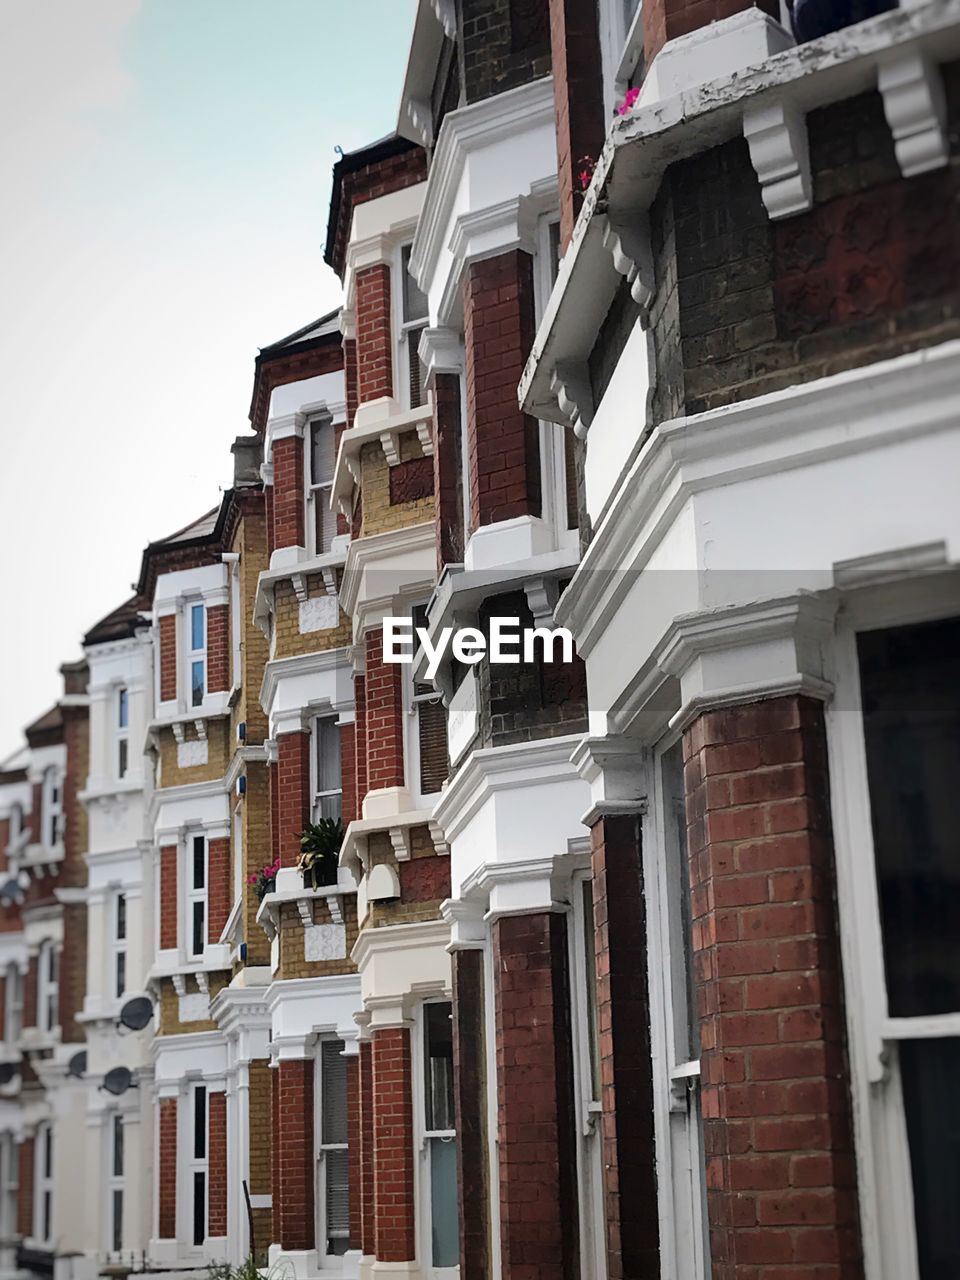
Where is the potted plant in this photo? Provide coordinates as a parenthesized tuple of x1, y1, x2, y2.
(248, 858, 280, 903)
(296, 817, 345, 889)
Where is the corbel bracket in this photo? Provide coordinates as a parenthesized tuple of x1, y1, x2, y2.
(551, 362, 594, 441)
(743, 102, 812, 220)
(602, 213, 655, 311)
(878, 53, 948, 177)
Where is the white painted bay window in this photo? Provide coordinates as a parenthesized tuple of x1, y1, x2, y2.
(41, 768, 61, 849)
(419, 1001, 458, 1277)
(315, 1039, 350, 1258)
(34, 1122, 53, 1246)
(408, 605, 449, 804)
(308, 416, 338, 556)
(399, 243, 429, 410)
(312, 716, 343, 822)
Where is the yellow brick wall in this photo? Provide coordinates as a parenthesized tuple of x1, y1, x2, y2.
(272, 573, 353, 660)
(359, 438, 435, 538)
(277, 893, 360, 980)
(247, 1059, 273, 1197)
(157, 717, 230, 788)
(157, 971, 230, 1035)
(234, 762, 273, 967)
(231, 500, 270, 744)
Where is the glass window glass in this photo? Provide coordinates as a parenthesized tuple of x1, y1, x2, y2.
(899, 1038, 960, 1277)
(857, 617, 960, 1017)
(118, 688, 128, 729)
(424, 1002, 455, 1131)
(118, 738, 128, 779)
(191, 604, 205, 651)
(401, 244, 428, 322)
(193, 837, 205, 890)
(191, 660, 205, 707)
(116, 894, 126, 941)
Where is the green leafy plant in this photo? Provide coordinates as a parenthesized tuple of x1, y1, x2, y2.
(208, 1256, 293, 1280)
(296, 817, 344, 885)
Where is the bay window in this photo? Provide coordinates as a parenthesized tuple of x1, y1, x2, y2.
(188, 604, 206, 708)
(599, 0, 644, 113)
(41, 768, 61, 848)
(0, 1134, 17, 1240)
(108, 1112, 124, 1253)
(190, 1084, 208, 1247)
(408, 605, 449, 804)
(315, 1039, 350, 1258)
(113, 892, 127, 1000)
(4, 965, 21, 1046)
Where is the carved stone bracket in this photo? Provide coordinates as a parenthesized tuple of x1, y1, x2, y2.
(602, 213, 655, 311)
(878, 53, 948, 177)
(550, 362, 594, 440)
(743, 102, 812, 220)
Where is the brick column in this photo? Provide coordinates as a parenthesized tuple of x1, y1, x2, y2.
(371, 1026, 416, 1263)
(683, 695, 862, 1280)
(16, 1138, 33, 1238)
(345, 1050, 362, 1254)
(59, 902, 87, 1043)
(493, 912, 578, 1280)
(463, 250, 541, 529)
(277, 1057, 315, 1252)
(158, 615, 177, 703)
(23, 955, 37, 1029)
(340, 721, 358, 827)
(208, 1090, 227, 1237)
(356, 265, 393, 404)
(343, 333, 359, 427)
(364, 630, 405, 794)
(643, 0, 777, 66)
(354, 673, 368, 814)
(452, 947, 490, 1280)
(589, 810, 660, 1279)
(548, 0, 606, 250)
(358, 1037, 375, 1260)
(28, 781, 42, 844)
(159, 845, 178, 950)
(433, 372, 465, 571)
(271, 1065, 281, 1246)
(207, 837, 231, 945)
(276, 731, 311, 869)
(157, 1097, 177, 1239)
(272, 433, 305, 552)
(206, 604, 230, 693)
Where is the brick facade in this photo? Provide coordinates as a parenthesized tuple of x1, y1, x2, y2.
(463, 250, 541, 529)
(364, 630, 405, 794)
(643, 0, 776, 66)
(371, 1026, 416, 1263)
(548, 0, 605, 250)
(432, 371, 465, 570)
(208, 1090, 227, 1238)
(158, 1098, 177, 1239)
(272, 433, 305, 552)
(359, 1038, 375, 1258)
(346, 1052, 362, 1252)
(452, 948, 490, 1280)
(493, 912, 578, 1280)
(276, 1058, 315, 1252)
(460, 0, 551, 105)
(276, 731, 311, 869)
(206, 837, 231, 946)
(159, 845, 178, 950)
(683, 696, 862, 1279)
(205, 604, 230, 693)
(356, 265, 394, 405)
(159, 614, 177, 703)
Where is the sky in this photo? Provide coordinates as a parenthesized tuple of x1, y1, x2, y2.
(0, 0, 417, 759)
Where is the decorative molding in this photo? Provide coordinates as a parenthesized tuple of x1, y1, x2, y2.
(602, 214, 654, 310)
(743, 102, 811, 220)
(523, 576, 560, 625)
(430, 0, 456, 39)
(298, 595, 339, 634)
(878, 52, 948, 176)
(304, 923, 347, 962)
(550, 362, 594, 440)
(419, 327, 465, 390)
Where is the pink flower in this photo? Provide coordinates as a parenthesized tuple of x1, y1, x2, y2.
(616, 86, 640, 116)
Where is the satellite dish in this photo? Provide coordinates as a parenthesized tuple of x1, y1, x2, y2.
(67, 1051, 87, 1079)
(118, 996, 154, 1032)
(102, 1067, 134, 1097)
(0, 1063, 19, 1085)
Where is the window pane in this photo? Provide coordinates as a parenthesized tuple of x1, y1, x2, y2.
(429, 1137, 459, 1266)
(193, 1171, 206, 1246)
(191, 660, 205, 707)
(118, 688, 128, 729)
(401, 244, 428, 322)
(118, 738, 128, 779)
(316, 720, 342, 796)
(311, 419, 335, 487)
(116, 894, 127, 941)
(193, 837, 206, 889)
(899, 1038, 960, 1277)
(624, 0, 641, 25)
(424, 1003, 454, 1132)
(112, 1188, 123, 1253)
(113, 1115, 124, 1178)
(857, 617, 960, 1017)
(115, 951, 126, 1000)
(321, 1040, 347, 1146)
(192, 902, 205, 956)
(43, 1190, 51, 1242)
(194, 1086, 207, 1159)
(325, 1148, 350, 1250)
(191, 605, 205, 651)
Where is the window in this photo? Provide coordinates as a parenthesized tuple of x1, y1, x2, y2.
(188, 604, 206, 708)
(647, 741, 709, 1278)
(190, 1084, 207, 1247)
(312, 717, 342, 822)
(117, 687, 129, 780)
(421, 1002, 458, 1273)
(308, 417, 338, 556)
(186, 835, 207, 958)
(0, 1134, 17, 1239)
(316, 1040, 349, 1257)
(399, 243, 429, 410)
(8, 803, 21, 851)
(35, 1122, 53, 1245)
(4, 964, 22, 1045)
(114, 892, 127, 1000)
(37, 941, 58, 1035)
(42, 768, 61, 848)
(408, 606, 449, 802)
(108, 1113, 124, 1253)
(599, 0, 644, 113)
(569, 875, 605, 1280)
(854, 615, 960, 1278)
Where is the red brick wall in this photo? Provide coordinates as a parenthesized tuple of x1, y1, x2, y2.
(29, 781, 42, 844)
(433, 371, 464, 571)
(206, 604, 230, 693)
(60, 701, 88, 885)
(372, 1027, 416, 1262)
(276, 1058, 315, 1251)
(356, 265, 393, 405)
(271, 1066, 281, 1245)
(364, 630, 405, 793)
(359, 1039, 375, 1257)
(159, 615, 177, 703)
(463, 251, 541, 529)
(340, 723, 357, 827)
(159, 845, 178, 950)
(344, 335, 358, 429)
(272, 434, 305, 551)
(683, 695, 863, 1279)
(269, 759, 281, 870)
(276, 732, 311, 869)
(207, 837, 231, 945)
(23, 955, 37, 1030)
(493, 912, 578, 1280)
(399, 855, 451, 904)
(158, 1098, 177, 1239)
(453, 948, 490, 1279)
(643, 0, 776, 64)
(354, 675, 368, 816)
(346, 1054, 362, 1252)
(327, 145, 427, 281)
(389, 456, 434, 505)
(17, 1138, 33, 1238)
(59, 903, 87, 1044)
(549, 0, 605, 251)
(208, 1091, 227, 1237)
(590, 812, 660, 1279)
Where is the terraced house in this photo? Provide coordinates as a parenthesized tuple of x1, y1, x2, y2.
(2, 1, 960, 1279)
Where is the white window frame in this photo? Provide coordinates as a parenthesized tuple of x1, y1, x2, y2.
(395, 241, 430, 413)
(34, 1121, 53, 1247)
(37, 941, 58, 1036)
(185, 601, 207, 710)
(533, 211, 577, 548)
(598, 0, 645, 116)
(643, 735, 710, 1280)
(113, 891, 128, 1001)
(106, 1111, 124, 1256)
(186, 1082, 208, 1249)
(825, 574, 960, 1280)
(311, 715, 343, 823)
(314, 1037, 350, 1264)
(42, 768, 62, 850)
(306, 414, 338, 557)
(414, 999, 458, 1280)
(4, 964, 22, 1046)
(116, 686, 130, 781)
(568, 870, 607, 1280)
(0, 1133, 17, 1241)
(185, 833, 208, 961)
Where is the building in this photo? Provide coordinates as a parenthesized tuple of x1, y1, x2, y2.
(2, 1, 959, 1279)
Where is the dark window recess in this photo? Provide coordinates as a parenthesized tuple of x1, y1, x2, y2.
(115, 951, 126, 1000)
(563, 428, 579, 531)
(418, 697, 449, 796)
(424, 1002, 455, 1131)
(192, 902, 205, 956)
(857, 616, 960, 1018)
(588, 274, 643, 412)
(194, 1086, 207, 1160)
(192, 1171, 205, 1247)
(899, 1038, 960, 1279)
(193, 836, 205, 890)
(116, 894, 127, 941)
(113, 1115, 124, 1178)
(112, 1189, 123, 1253)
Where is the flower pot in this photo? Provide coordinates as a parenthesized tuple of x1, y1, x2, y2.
(791, 0, 896, 43)
(302, 861, 338, 890)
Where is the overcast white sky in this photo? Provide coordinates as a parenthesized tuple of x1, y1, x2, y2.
(0, 0, 415, 758)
